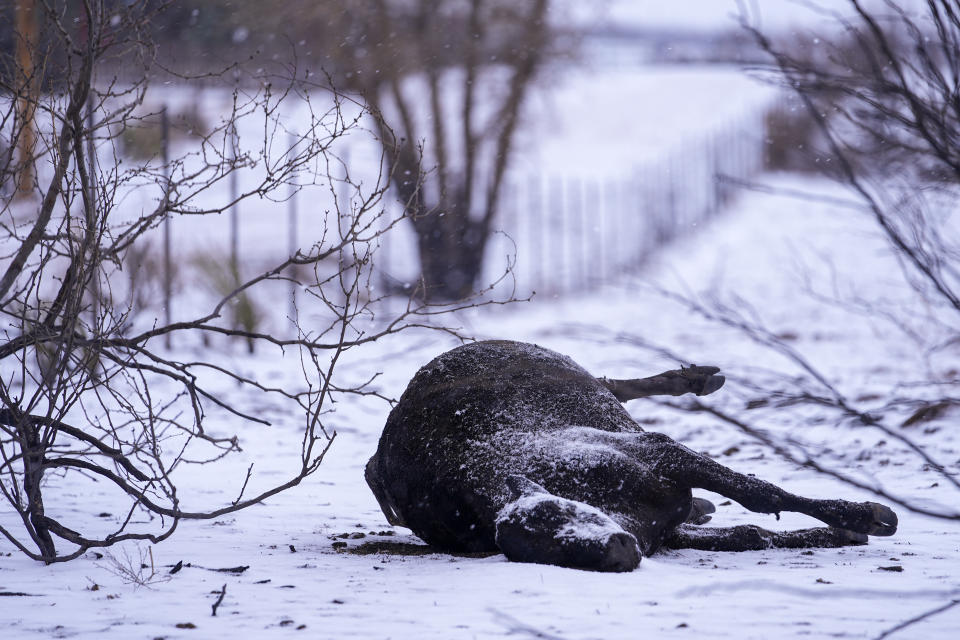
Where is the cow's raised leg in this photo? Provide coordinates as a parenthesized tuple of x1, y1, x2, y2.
(494, 476, 641, 572)
(664, 523, 867, 552)
(599, 365, 725, 401)
(634, 433, 898, 537)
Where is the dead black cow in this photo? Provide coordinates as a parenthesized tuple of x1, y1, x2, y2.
(365, 341, 897, 571)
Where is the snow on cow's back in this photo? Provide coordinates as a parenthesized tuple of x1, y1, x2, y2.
(384, 340, 637, 445)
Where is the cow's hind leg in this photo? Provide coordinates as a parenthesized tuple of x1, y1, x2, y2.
(600, 365, 725, 401)
(664, 523, 867, 552)
(637, 433, 898, 537)
(494, 476, 641, 572)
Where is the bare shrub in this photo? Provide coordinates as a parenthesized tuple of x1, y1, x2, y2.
(98, 544, 169, 589)
(0, 0, 506, 563)
(652, 1, 960, 527)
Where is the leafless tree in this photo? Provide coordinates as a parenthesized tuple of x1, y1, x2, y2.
(105, 0, 560, 301)
(367, 0, 552, 301)
(291, 0, 554, 300)
(0, 0, 487, 563)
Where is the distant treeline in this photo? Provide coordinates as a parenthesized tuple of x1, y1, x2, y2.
(1, 1, 566, 89)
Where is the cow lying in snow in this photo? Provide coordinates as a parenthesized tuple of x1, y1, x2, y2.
(365, 341, 897, 572)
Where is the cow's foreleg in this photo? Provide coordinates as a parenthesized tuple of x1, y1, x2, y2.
(637, 433, 898, 537)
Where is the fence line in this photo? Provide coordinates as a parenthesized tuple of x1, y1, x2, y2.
(150, 94, 773, 346)
(479, 101, 769, 298)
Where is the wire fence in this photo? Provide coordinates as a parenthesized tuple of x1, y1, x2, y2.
(144, 93, 772, 338)
(2, 82, 775, 355)
(482, 104, 768, 297)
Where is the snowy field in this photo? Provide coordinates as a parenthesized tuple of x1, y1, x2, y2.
(2, 173, 959, 639)
(513, 65, 773, 175)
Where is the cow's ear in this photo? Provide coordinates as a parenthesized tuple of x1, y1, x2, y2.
(504, 475, 548, 500)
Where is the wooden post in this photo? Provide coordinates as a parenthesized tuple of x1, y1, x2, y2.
(571, 176, 586, 291)
(622, 176, 631, 269)
(527, 174, 542, 296)
(287, 133, 298, 326)
(599, 178, 610, 283)
(161, 106, 172, 349)
(708, 129, 718, 217)
(229, 122, 239, 279)
(86, 96, 99, 329)
(553, 175, 567, 294)
(14, 0, 37, 198)
(229, 71, 241, 282)
(546, 175, 560, 295)
(338, 146, 351, 266)
(592, 178, 604, 287)
(515, 177, 528, 296)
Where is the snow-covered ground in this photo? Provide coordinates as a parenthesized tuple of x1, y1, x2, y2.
(3, 174, 958, 639)
(514, 65, 773, 175)
(3, 8, 958, 634)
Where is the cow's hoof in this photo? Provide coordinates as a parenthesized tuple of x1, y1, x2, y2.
(679, 366, 725, 396)
(866, 502, 898, 536)
(686, 497, 716, 525)
(699, 374, 726, 396)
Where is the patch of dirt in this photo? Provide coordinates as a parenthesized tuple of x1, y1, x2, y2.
(345, 541, 499, 558)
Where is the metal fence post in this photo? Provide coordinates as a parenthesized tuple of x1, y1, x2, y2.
(287, 132, 298, 326)
(161, 104, 172, 349)
(229, 120, 239, 280)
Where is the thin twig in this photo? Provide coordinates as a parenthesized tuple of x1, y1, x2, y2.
(211, 584, 227, 617)
(874, 599, 960, 640)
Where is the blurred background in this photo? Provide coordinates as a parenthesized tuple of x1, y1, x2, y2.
(2, 0, 847, 312)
